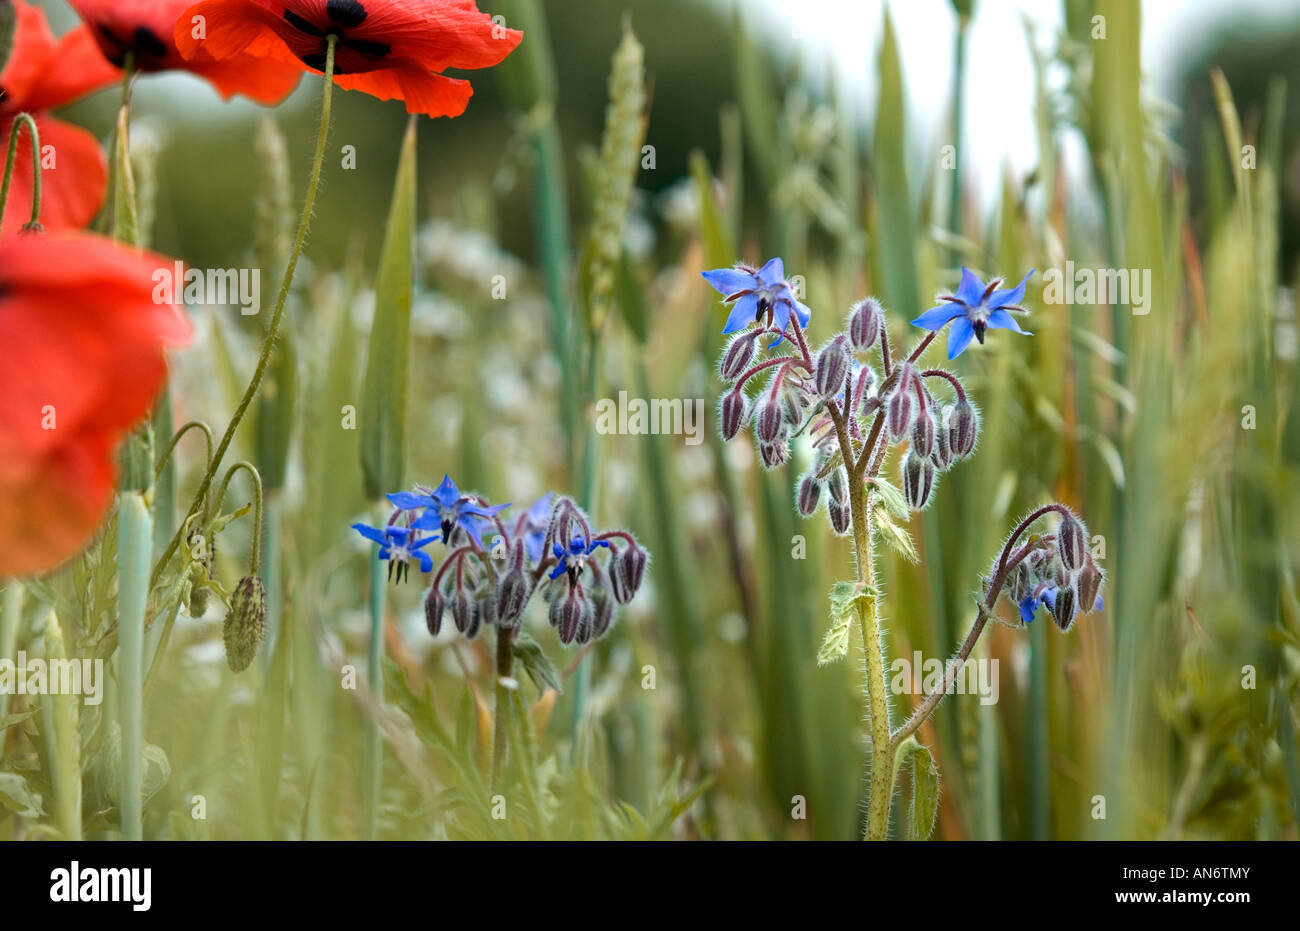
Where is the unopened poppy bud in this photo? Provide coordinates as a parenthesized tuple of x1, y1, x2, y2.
(1057, 512, 1087, 572)
(720, 390, 747, 441)
(903, 452, 935, 510)
(1076, 557, 1104, 613)
(425, 586, 446, 636)
(829, 498, 851, 535)
(796, 473, 823, 516)
(759, 440, 790, 469)
(719, 332, 758, 381)
(911, 405, 936, 456)
(848, 298, 882, 349)
(756, 396, 783, 443)
(612, 542, 647, 604)
(814, 336, 851, 399)
(887, 390, 914, 439)
(223, 576, 266, 673)
(496, 568, 530, 629)
(1050, 586, 1077, 631)
(949, 398, 978, 458)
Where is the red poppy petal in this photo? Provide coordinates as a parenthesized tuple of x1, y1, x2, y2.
(20, 23, 122, 111)
(335, 0, 522, 72)
(0, 0, 57, 105)
(335, 66, 471, 118)
(187, 53, 304, 102)
(0, 115, 108, 237)
(175, 0, 308, 69)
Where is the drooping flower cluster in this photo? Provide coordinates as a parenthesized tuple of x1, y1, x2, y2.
(999, 509, 1105, 631)
(353, 478, 648, 646)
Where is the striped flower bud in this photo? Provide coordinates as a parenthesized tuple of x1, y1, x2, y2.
(948, 398, 978, 459)
(720, 390, 747, 441)
(555, 585, 590, 645)
(903, 452, 936, 510)
(911, 404, 936, 456)
(452, 590, 481, 639)
(590, 586, 614, 639)
(779, 384, 805, 427)
(425, 586, 446, 636)
(1049, 586, 1077, 631)
(854, 364, 877, 408)
(887, 390, 914, 439)
(1057, 512, 1087, 572)
(796, 473, 823, 516)
(1076, 557, 1105, 613)
(931, 411, 955, 471)
(756, 395, 783, 443)
(829, 498, 851, 535)
(814, 336, 851, 399)
(759, 440, 790, 469)
(611, 542, 647, 604)
(719, 332, 758, 381)
(223, 576, 266, 673)
(495, 567, 530, 629)
(827, 467, 848, 506)
(848, 298, 882, 349)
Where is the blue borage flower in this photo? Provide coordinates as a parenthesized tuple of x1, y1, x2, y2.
(387, 474, 510, 547)
(912, 267, 1034, 360)
(1018, 586, 1105, 626)
(548, 535, 611, 581)
(516, 492, 554, 563)
(701, 257, 812, 348)
(350, 523, 439, 583)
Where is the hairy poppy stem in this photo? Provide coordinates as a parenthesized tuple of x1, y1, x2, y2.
(0, 112, 40, 227)
(150, 36, 338, 590)
(214, 462, 265, 576)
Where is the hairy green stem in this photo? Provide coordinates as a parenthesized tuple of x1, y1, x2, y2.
(491, 628, 515, 792)
(0, 113, 40, 227)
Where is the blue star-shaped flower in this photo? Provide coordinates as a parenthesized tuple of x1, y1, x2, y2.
(518, 492, 554, 563)
(388, 475, 510, 547)
(912, 268, 1034, 359)
(701, 257, 812, 347)
(548, 535, 611, 580)
(351, 523, 439, 582)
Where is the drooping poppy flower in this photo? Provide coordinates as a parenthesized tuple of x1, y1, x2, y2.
(173, 0, 523, 117)
(0, 0, 118, 236)
(0, 232, 192, 578)
(68, 0, 301, 104)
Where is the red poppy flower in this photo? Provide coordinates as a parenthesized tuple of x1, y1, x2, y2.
(0, 0, 119, 237)
(68, 0, 302, 105)
(173, 0, 523, 117)
(0, 232, 192, 578)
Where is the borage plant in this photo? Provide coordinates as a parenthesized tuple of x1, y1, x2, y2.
(704, 259, 1105, 840)
(353, 477, 649, 791)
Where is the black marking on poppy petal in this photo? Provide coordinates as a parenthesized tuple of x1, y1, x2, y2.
(326, 0, 368, 28)
(94, 25, 129, 65)
(283, 9, 325, 36)
(342, 37, 390, 57)
(300, 51, 328, 70)
(133, 26, 168, 58)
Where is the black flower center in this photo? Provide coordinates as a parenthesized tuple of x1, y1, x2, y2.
(283, 2, 389, 74)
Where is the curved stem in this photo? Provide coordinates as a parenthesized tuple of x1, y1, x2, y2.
(214, 461, 265, 575)
(153, 420, 214, 480)
(0, 113, 41, 227)
(151, 36, 339, 588)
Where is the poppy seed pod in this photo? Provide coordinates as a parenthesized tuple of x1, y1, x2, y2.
(495, 567, 530, 629)
(848, 298, 883, 349)
(814, 336, 851, 399)
(829, 498, 851, 535)
(903, 452, 935, 510)
(911, 405, 936, 457)
(1057, 513, 1087, 572)
(425, 586, 446, 636)
(759, 439, 790, 469)
(612, 543, 647, 604)
(796, 473, 823, 516)
(1076, 557, 1104, 613)
(949, 398, 978, 458)
(720, 390, 747, 441)
(1050, 586, 1078, 631)
(719, 332, 758, 381)
(756, 395, 784, 443)
(223, 576, 266, 673)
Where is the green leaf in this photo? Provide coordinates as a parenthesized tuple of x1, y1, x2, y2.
(113, 106, 140, 247)
(0, 771, 44, 818)
(872, 10, 919, 323)
(513, 631, 563, 695)
(867, 476, 909, 521)
(818, 581, 876, 666)
(360, 116, 417, 499)
(898, 737, 940, 840)
(874, 506, 919, 563)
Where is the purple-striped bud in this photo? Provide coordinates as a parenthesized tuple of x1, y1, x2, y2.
(911, 405, 936, 456)
(887, 390, 914, 439)
(1049, 586, 1077, 631)
(720, 390, 747, 441)
(931, 411, 954, 471)
(814, 336, 851, 399)
(848, 298, 883, 350)
(719, 332, 758, 381)
(949, 398, 978, 459)
(903, 452, 935, 510)
(611, 542, 647, 604)
(827, 467, 848, 506)
(1057, 512, 1087, 572)
(829, 498, 851, 535)
(759, 440, 790, 469)
(495, 567, 530, 629)
(796, 473, 823, 516)
(425, 586, 446, 636)
(1076, 557, 1104, 613)
(591, 587, 614, 639)
(554, 585, 590, 645)
(779, 384, 805, 426)
(756, 395, 783, 443)
(859, 395, 883, 420)
(854, 365, 877, 408)
(452, 590, 480, 638)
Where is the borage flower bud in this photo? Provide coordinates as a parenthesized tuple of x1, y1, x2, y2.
(452, 590, 481, 639)
(590, 586, 615, 640)
(495, 567, 530, 629)
(759, 440, 790, 469)
(555, 585, 591, 645)
(1057, 512, 1087, 572)
(848, 298, 882, 350)
(887, 390, 914, 439)
(612, 542, 647, 604)
(425, 586, 446, 636)
(903, 452, 935, 510)
(854, 365, 877, 407)
(719, 332, 758, 382)
(1049, 586, 1077, 631)
(827, 467, 848, 506)
(720, 390, 747, 441)
(223, 576, 267, 673)
(828, 498, 851, 535)
(1076, 557, 1105, 613)
(756, 396, 784, 444)
(949, 398, 978, 459)
(796, 473, 823, 516)
(814, 336, 851, 399)
(779, 384, 805, 427)
(911, 405, 936, 456)
(931, 412, 954, 471)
